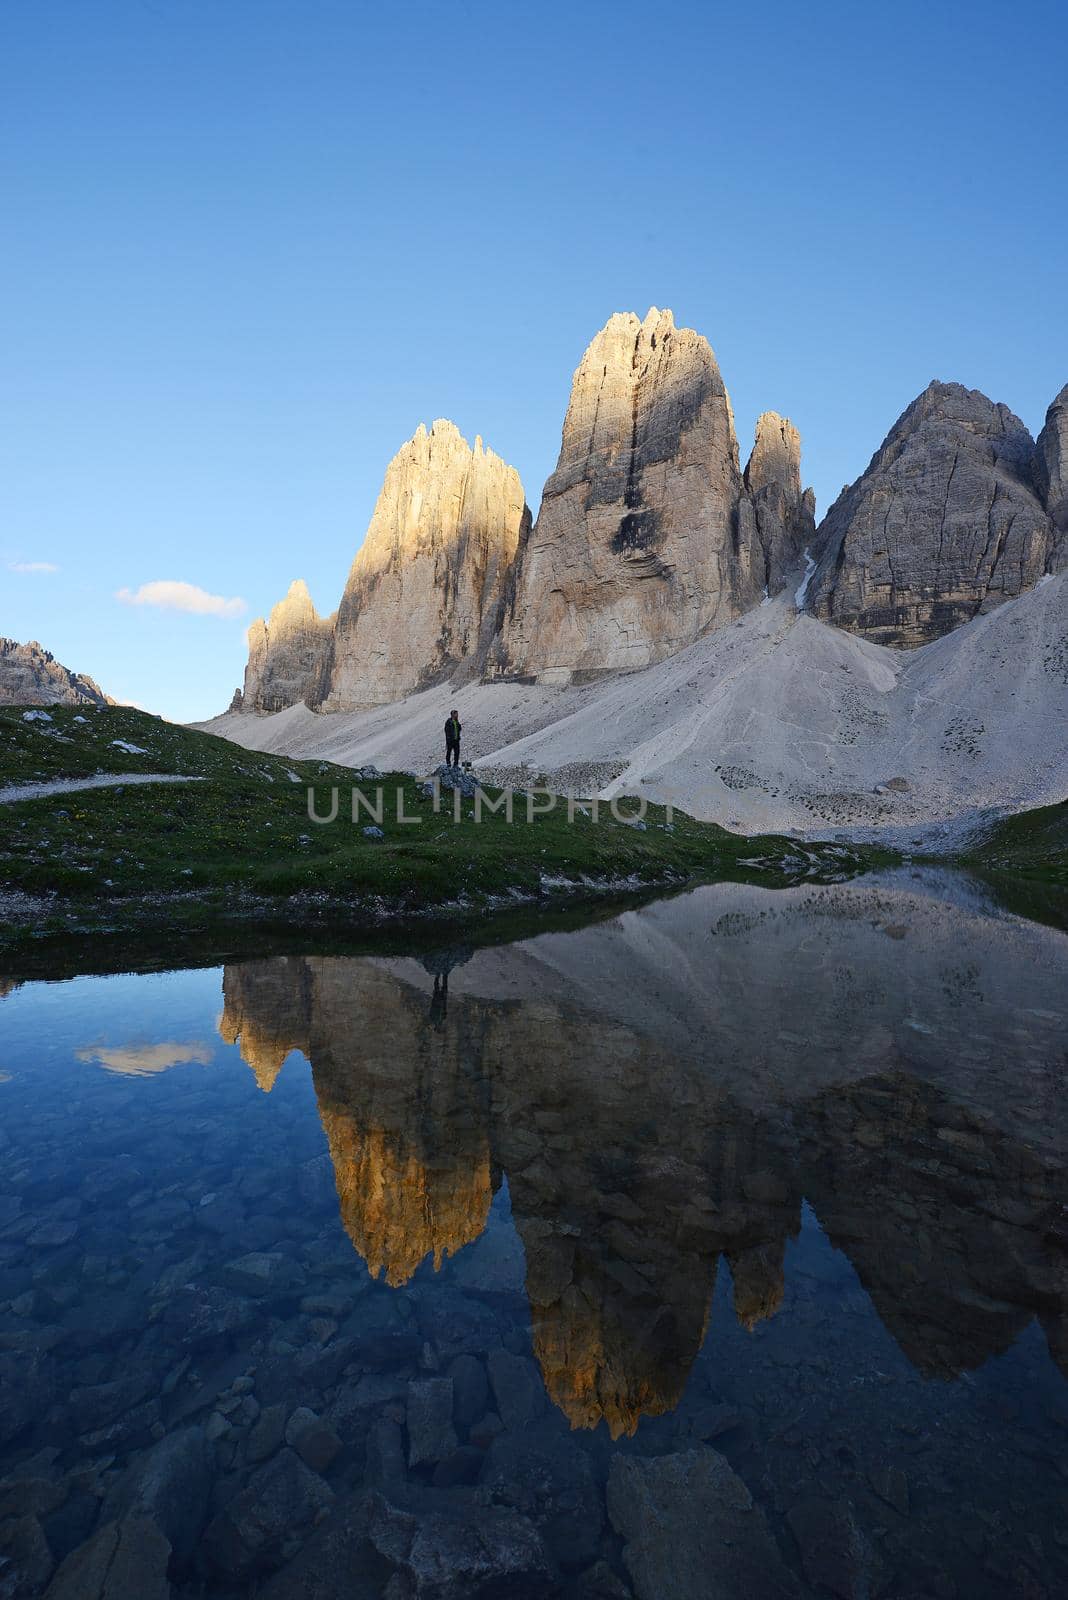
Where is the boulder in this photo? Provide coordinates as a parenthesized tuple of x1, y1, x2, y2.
(486, 1351, 545, 1430)
(365, 1491, 555, 1598)
(406, 1378, 458, 1467)
(43, 1515, 171, 1600)
(202, 1448, 334, 1577)
(100, 1424, 211, 1562)
(786, 1496, 880, 1599)
(606, 1449, 802, 1600)
(480, 1416, 603, 1571)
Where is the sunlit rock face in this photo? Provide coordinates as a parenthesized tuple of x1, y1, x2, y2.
(1035, 382, 1068, 549)
(810, 381, 1056, 646)
(241, 581, 333, 714)
(323, 422, 529, 709)
(220, 955, 494, 1282)
(0, 637, 113, 707)
(306, 960, 493, 1285)
(219, 957, 312, 1092)
(217, 879, 1068, 1429)
(492, 309, 813, 683)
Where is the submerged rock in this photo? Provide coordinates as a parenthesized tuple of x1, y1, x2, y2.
(201, 1447, 334, 1577)
(100, 1424, 211, 1562)
(607, 1449, 802, 1600)
(43, 1515, 171, 1600)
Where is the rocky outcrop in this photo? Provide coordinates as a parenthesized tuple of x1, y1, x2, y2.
(323, 422, 528, 709)
(1035, 382, 1068, 546)
(741, 410, 817, 598)
(241, 582, 332, 714)
(0, 638, 113, 707)
(809, 381, 1056, 646)
(492, 309, 813, 683)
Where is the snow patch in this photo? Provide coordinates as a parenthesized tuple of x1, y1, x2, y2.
(794, 547, 817, 610)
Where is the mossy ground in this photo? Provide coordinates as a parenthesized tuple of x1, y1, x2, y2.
(0, 705, 891, 958)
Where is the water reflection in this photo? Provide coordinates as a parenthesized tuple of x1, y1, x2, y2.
(218, 876, 1068, 1437)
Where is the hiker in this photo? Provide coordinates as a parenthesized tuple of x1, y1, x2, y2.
(444, 709, 462, 768)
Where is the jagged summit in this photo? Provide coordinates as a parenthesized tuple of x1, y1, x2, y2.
(490, 307, 812, 682)
(242, 578, 332, 714)
(324, 418, 528, 708)
(809, 379, 1059, 646)
(0, 637, 114, 707)
(226, 312, 1065, 717)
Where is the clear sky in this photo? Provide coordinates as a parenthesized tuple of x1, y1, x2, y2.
(3, 0, 1066, 721)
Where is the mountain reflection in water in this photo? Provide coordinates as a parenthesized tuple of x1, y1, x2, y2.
(217, 877, 1068, 1440)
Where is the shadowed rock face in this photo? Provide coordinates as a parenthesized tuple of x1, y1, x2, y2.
(241, 582, 333, 714)
(0, 638, 113, 707)
(1036, 383, 1068, 548)
(324, 421, 529, 709)
(218, 880, 1068, 1436)
(492, 310, 813, 683)
(810, 381, 1057, 646)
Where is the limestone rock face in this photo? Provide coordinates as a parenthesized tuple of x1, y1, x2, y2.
(810, 381, 1055, 646)
(492, 310, 812, 683)
(741, 411, 817, 596)
(1035, 382, 1068, 546)
(242, 581, 332, 714)
(324, 421, 528, 709)
(0, 638, 113, 707)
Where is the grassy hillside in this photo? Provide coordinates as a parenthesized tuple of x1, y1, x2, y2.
(965, 800, 1068, 886)
(0, 705, 884, 948)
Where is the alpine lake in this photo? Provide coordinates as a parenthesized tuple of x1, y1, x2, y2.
(1, 868, 1066, 1599)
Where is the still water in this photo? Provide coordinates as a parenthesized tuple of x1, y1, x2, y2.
(1, 873, 1066, 1599)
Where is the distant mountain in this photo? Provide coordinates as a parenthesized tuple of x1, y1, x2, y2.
(0, 637, 114, 707)
(810, 381, 1062, 646)
(223, 307, 1066, 723)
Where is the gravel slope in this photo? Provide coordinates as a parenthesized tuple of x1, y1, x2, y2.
(196, 571, 1068, 842)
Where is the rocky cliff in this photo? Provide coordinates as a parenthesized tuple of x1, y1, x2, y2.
(323, 421, 529, 709)
(809, 381, 1059, 646)
(491, 310, 813, 683)
(226, 319, 1065, 710)
(241, 582, 333, 714)
(0, 637, 113, 707)
(1035, 382, 1068, 545)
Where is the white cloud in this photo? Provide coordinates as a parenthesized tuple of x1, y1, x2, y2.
(9, 561, 59, 574)
(115, 580, 247, 619)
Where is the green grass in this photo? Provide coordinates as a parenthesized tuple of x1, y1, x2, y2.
(0, 704, 889, 947)
(963, 800, 1068, 886)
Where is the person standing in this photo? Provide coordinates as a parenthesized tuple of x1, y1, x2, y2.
(444, 709, 462, 768)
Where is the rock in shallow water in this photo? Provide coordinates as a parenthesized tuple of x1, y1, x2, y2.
(43, 1515, 171, 1600)
(202, 1447, 334, 1577)
(100, 1424, 211, 1563)
(607, 1448, 803, 1600)
(406, 1378, 458, 1468)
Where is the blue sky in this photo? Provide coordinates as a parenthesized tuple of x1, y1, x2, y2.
(3, 0, 1066, 721)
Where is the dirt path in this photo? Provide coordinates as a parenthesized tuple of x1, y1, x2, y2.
(0, 773, 203, 805)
